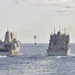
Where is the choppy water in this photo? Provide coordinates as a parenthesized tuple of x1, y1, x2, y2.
(0, 43, 75, 75)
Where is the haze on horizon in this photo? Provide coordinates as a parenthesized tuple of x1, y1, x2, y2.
(0, 0, 75, 43)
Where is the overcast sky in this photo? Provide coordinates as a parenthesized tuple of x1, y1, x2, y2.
(0, 0, 75, 43)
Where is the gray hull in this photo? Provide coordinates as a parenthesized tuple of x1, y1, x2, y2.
(47, 49, 70, 56)
(0, 52, 9, 56)
(0, 47, 20, 56)
(0, 29, 20, 56)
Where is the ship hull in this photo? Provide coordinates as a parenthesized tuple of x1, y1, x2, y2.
(47, 49, 70, 56)
(0, 47, 20, 56)
(0, 49, 10, 56)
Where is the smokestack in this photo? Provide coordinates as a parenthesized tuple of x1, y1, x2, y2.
(5, 29, 11, 43)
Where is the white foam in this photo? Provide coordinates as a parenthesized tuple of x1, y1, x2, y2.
(19, 53, 23, 55)
(70, 53, 75, 56)
(0, 55, 7, 58)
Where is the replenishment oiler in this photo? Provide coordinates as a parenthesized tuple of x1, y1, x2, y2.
(0, 29, 20, 56)
(47, 27, 70, 56)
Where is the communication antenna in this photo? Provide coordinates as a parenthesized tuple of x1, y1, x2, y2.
(64, 27, 66, 34)
(59, 26, 61, 32)
(7, 27, 9, 32)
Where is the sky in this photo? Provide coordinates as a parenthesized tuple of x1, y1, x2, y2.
(0, 0, 75, 43)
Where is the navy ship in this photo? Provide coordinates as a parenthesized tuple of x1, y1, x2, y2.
(0, 29, 20, 56)
(47, 27, 70, 56)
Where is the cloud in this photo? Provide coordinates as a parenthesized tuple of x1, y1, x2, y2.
(13, 0, 75, 6)
(57, 3, 75, 14)
(12, 0, 75, 14)
(29, 0, 72, 5)
(13, 0, 26, 4)
(58, 0, 72, 4)
(64, 5, 75, 10)
(12, 0, 72, 4)
(57, 9, 68, 14)
(43, 0, 75, 14)
(29, 0, 75, 8)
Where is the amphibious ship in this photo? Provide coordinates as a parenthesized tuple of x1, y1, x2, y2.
(0, 29, 20, 56)
(47, 27, 70, 56)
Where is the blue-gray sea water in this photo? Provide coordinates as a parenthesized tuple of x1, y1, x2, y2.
(0, 43, 75, 75)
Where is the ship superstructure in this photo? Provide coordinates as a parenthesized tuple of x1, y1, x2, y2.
(0, 29, 20, 56)
(47, 27, 70, 56)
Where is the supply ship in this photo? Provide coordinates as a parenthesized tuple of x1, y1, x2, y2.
(0, 29, 20, 56)
(47, 27, 70, 56)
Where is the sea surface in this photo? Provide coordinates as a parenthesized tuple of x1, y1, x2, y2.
(0, 43, 75, 75)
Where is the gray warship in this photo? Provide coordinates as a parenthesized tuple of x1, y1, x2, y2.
(47, 27, 70, 56)
(0, 29, 20, 56)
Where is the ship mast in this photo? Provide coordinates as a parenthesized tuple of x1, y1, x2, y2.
(7, 27, 9, 32)
(59, 26, 61, 32)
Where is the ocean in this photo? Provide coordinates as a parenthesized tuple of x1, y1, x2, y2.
(0, 43, 75, 75)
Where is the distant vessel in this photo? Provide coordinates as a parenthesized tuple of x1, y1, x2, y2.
(34, 35, 37, 45)
(0, 29, 20, 56)
(33, 35, 39, 45)
(47, 27, 70, 56)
